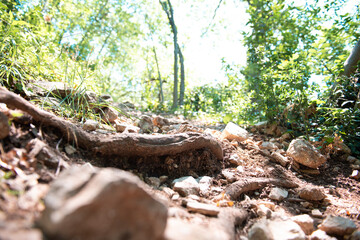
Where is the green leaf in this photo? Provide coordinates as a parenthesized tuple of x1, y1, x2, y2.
(0, 2, 8, 9)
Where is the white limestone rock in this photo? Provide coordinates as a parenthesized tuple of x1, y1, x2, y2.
(172, 176, 200, 197)
(291, 214, 314, 235)
(248, 218, 306, 240)
(269, 187, 288, 201)
(287, 139, 326, 169)
(318, 215, 357, 236)
(221, 122, 250, 142)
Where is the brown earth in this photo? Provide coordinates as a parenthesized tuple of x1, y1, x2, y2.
(0, 106, 359, 239)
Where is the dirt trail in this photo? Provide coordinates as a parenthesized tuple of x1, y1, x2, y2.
(0, 100, 359, 239)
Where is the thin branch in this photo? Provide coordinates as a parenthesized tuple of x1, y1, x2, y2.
(201, 0, 223, 37)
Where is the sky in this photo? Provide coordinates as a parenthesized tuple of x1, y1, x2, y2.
(171, 0, 358, 88)
(173, 0, 250, 87)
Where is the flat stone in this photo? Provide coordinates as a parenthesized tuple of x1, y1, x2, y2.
(114, 122, 127, 132)
(102, 107, 118, 123)
(38, 166, 167, 240)
(186, 202, 220, 216)
(310, 229, 337, 240)
(299, 187, 325, 201)
(269, 187, 288, 201)
(318, 215, 357, 236)
(64, 144, 76, 155)
(221, 122, 250, 142)
(248, 218, 306, 240)
(291, 214, 314, 235)
(311, 209, 323, 218)
(26, 81, 70, 98)
(287, 139, 326, 169)
(0, 112, 9, 139)
(83, 119, 98, 131)
(173, 176, 200, 197)
(146, 177, 161, 188)
(221, 169, 237, 183)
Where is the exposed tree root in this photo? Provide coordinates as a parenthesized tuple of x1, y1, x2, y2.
(225, 177, 299, 200)
(0, 87, 223, 160)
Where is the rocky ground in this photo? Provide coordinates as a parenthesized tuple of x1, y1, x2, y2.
(0, 87, 360, 240)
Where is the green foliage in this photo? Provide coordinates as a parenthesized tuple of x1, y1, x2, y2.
(240, 0, 321, 122)
(313, 74, 360, 155)
(0, 3, 41, 90)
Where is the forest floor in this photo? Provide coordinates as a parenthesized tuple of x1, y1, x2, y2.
(0, 99, 359, 239)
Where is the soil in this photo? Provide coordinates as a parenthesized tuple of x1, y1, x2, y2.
(0, 109, 359, 240)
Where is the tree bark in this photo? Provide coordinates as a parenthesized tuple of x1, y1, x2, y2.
(178, 43, 185, 106)
(344, 38, 360, 77)
(160, 0, 179, 109)
(153, 47, 164, 104)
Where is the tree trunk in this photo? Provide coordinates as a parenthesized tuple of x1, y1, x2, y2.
(178, 44, 185, 106)
(344, 38, 360, 77)
(153, 47, 164, 104)
(173, 36, 179, 109)
(160, 0, 179, 109)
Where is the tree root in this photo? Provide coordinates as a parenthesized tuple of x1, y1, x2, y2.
(225, 177, 298, 200)
(0, 87, 223, 160)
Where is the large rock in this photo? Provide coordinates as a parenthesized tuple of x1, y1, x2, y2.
(221, 122, 250, 142)
(310, 230, 337, 240)
(291, 214, 314, 235)
(299, 187, 325, 201)
(248, 218, 306, 240)
(173, 176, 200, 197)
(287, 139, 326, 169)
(318, 215, 357, 236)
(26, 81, 97, 103)
(165, 208, 247, 240)
(186, 202, 220, 216)
(38, 165, 168, 240)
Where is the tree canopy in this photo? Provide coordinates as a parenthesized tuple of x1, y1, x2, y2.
(0, 0, 359, 154)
